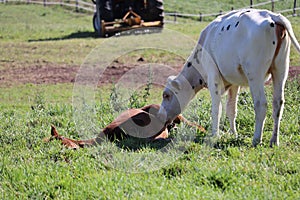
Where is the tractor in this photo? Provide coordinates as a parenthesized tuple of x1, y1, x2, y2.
(92, 0, 164, 37)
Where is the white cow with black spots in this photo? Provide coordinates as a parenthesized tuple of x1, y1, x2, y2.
(158, 9, 300, 147)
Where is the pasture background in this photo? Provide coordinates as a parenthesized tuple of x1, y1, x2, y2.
(0, 1, 300, 199)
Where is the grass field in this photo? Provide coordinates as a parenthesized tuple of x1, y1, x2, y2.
(0, 3, 300, 199)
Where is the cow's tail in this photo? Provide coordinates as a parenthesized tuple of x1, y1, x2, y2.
(273, 13, 300, 53)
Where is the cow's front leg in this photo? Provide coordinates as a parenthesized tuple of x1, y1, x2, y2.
(209, 80, 222, 137)
(226, 85, 240, 136)
(249, 81, 268, 147)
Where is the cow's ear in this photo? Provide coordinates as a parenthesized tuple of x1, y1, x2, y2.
(171, 79, 181, 91)
(167, 75, 176, 83)
(167, 75, 181, 91)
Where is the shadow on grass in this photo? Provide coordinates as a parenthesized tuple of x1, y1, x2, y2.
(28, 31, 97, 42)
(116, 137, 172, 151)
(28, 28, 164, 42)
(194, 132, 250, 150)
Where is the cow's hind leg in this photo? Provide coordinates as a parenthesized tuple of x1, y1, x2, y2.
(226, 85, 240, 136)
(270, 71, 286, 147)
(269, 55, 289, 147)
(248, 78, 268, 147)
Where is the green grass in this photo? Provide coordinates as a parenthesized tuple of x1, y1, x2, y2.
(0, 79, 299, 199)
(0, 3, 300, 199)
(0, 84, 75, 109)
(0, 4, 101, 66)
(0, 4, 93, 41)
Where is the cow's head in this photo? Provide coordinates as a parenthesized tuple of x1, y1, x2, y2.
(157, 45, 207, 125)
(157, 75, 196, 125)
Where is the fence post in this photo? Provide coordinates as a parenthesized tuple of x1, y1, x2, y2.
(250, 0, 253, 8)
(293, 0, 297, 16)
(76, 0, 79, 12)
(43, 0, 46, 7)
(174, 11, 177, 23)
(271, 0, 274, 12)
(199, 12, 202, 22)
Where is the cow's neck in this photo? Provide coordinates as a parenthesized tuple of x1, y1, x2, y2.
(179, 44, 208, 94)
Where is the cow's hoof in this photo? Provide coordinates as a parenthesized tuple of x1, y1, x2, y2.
(252, 138, 262, 147)
(269, 140, 279, 148)
(231, 132, 238, 139)
(204, 134, 220, 146)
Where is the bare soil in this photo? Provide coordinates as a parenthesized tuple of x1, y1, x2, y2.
(0, 61, 299, 86)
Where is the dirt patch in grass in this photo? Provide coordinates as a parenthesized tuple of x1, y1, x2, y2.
(288, 66, 300, 80)
(0, 60, 183, 87)
(0, 63, 79, 86)
(0, 61, 299, 87)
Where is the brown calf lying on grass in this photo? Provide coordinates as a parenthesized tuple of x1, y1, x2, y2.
(47, 104, 205, 149)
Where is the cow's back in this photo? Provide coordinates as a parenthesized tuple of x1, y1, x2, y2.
(201, 9, 279, 85)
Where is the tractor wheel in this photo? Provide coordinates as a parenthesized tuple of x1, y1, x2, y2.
(140, 0, 164, 22)
(92, 0, 114, 21)
(100, 0, 114, 22)
(93, 12, 102, 35)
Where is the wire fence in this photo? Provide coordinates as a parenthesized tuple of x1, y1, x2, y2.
(166, 0, 300, 22)
(1, 0, 299, 21)
(1, 0, 96, 12)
